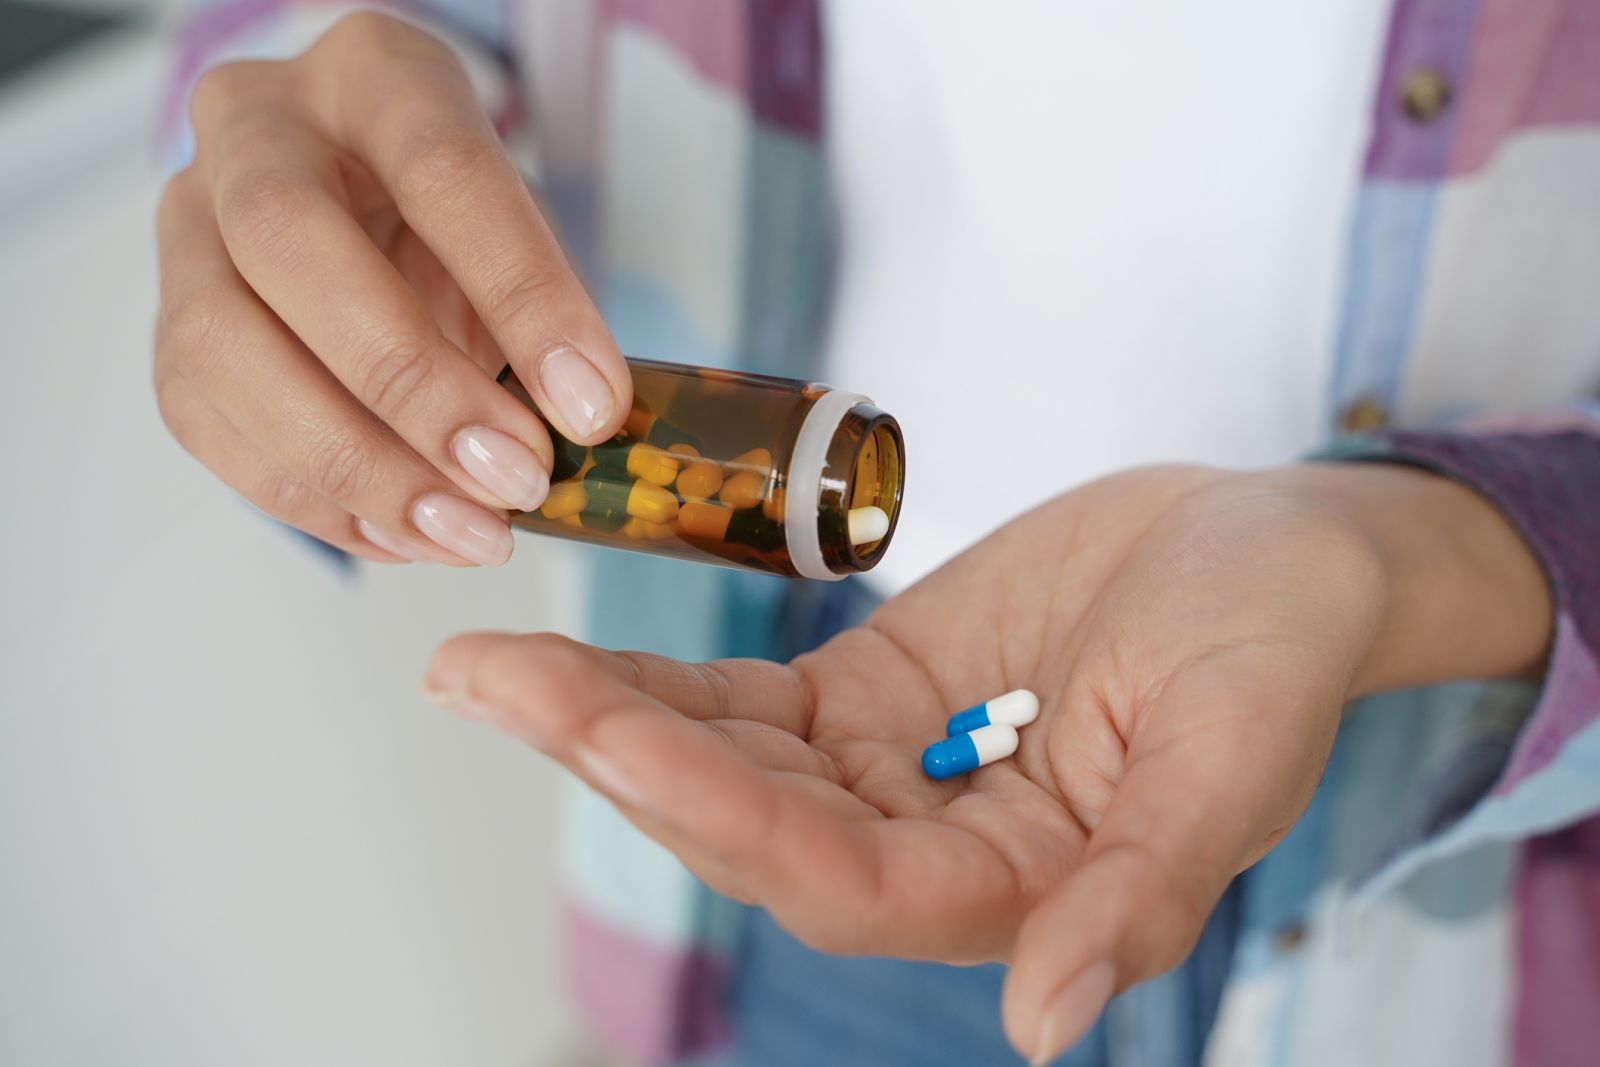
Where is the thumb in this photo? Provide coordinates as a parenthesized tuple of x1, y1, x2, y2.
(1001, 681, 1333, 1063)
(1000, 840, 1226, 1065)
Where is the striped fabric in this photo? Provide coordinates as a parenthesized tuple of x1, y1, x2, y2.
(162, 2, 1599, 1063)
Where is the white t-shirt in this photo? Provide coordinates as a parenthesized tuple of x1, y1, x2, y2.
(821, 1, 1391, 593)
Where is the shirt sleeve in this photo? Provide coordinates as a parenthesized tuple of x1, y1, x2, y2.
(1330, 405, 1600, 895)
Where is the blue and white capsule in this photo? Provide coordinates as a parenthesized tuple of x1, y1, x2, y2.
(921, 723, 1020, 781)
(945, 689, 1040, 737)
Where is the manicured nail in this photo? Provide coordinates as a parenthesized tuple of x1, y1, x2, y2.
(537, 346, 615, 439)
(411, 493, 514, 566)
(1032, 961, 1115, 1066)
(575, 747, 653, 811)
(356, 518, 423, 562)
(452, 426, 549, 511)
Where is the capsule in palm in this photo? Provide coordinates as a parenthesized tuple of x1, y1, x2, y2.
(945, 689, 1040, 736)
(921, 724, 1019, 781)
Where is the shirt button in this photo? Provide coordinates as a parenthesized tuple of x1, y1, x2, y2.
(1400, 69, 1452, 122)
(1273, 921, 1309, 952)
(1339, 396, 1390, 432)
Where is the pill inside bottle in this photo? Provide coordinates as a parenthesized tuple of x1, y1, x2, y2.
(497, 358, 905, 579)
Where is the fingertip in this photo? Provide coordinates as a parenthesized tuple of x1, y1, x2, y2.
(425, 629, 519, 691)
(1014, 961, 1116, 1066)
(519, 342, 628, 446)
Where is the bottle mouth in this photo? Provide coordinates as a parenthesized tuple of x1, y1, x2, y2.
(824, 407, 904, 574)
(783, 391, 905, 580)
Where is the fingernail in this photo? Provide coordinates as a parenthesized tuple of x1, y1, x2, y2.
(1032, 961, 1115, 1066)
(452, 426, 550, 511)
(411, 493, 514, 566)
(356, 518, 424, 562)
(575, 747, 653, 810)
(537, 345, 615, 439)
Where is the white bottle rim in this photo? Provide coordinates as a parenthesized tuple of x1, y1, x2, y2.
(784, 388, 873, 581)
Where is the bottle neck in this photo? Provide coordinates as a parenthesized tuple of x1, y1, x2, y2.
(816, 404, 903, 575)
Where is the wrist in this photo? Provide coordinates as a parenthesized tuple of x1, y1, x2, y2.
(1291, 462, 1553, 698)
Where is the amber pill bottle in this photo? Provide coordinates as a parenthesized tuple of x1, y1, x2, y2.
(497, 358, 904, 579)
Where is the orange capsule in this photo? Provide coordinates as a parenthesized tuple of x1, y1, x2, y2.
(719, 471, 767, 510)
(678, 500, 734, 540)
(671, 444, 724, 499)
(730, 447, 773, 475)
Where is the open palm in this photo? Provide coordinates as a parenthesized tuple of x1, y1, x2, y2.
(427, 465, 1391, 1060)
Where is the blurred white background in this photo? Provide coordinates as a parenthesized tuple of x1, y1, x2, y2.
(0, 4, 597, 1062)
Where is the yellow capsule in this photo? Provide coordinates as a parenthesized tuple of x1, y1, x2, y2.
(627, 442, 680, 486)
(626, 480, 680, 523)
(540, 479, 587, 519)
(559, 513, 583, 528)
(624, 516, 677, 541)
(719, 470, 767, 510)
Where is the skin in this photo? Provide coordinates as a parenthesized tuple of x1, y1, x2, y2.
(151, 15, 1556, 1063)
(424, 465, 1551, 1063)
(153, 13, 631, 564)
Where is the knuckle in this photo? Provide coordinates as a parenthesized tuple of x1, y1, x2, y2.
(155, 168, 196, 231)
(215, 168, 313, 260)
(393, 123, 499, 206)
(484, 269, 565, 335)
(190, 60, 274, 128)
(259, 468, 319, 519)
(153, 375, 197, 446)
(161, 288, 233, 375)
(306, 429, 380, 503)
(356, 335, 448, 420)
(322, 10, 422, 54)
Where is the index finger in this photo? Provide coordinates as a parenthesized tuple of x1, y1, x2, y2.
(426, 632, 1022, 961)
(306, 13, 631, 444)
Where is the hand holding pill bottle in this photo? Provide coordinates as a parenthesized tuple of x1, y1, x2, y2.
(497, 358, 905, 579)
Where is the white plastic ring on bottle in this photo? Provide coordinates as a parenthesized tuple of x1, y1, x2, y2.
(784, 388, 872, 581)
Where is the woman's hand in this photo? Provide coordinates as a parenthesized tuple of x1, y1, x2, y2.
(424, 464, 1549, 1063)
(154, 13, 630, 566)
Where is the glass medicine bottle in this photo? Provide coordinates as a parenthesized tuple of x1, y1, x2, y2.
(497, 358, 904, 580)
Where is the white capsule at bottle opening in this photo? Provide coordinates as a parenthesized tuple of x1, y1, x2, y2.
(945, 689, 1040, 736)
(847, 506, 890, 546)
(921, 723, 1020, 780)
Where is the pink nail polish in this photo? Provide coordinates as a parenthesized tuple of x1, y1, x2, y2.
(357, 518, 424, 561)
(537, 346, 615, 439)
(411, 493, 514, 566)
(452, 426, 549, 511)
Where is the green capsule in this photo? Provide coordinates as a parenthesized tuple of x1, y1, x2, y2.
(582, 467, 681, 524)
(676, 501, 783, 551)
(624, 408, 701, 452)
